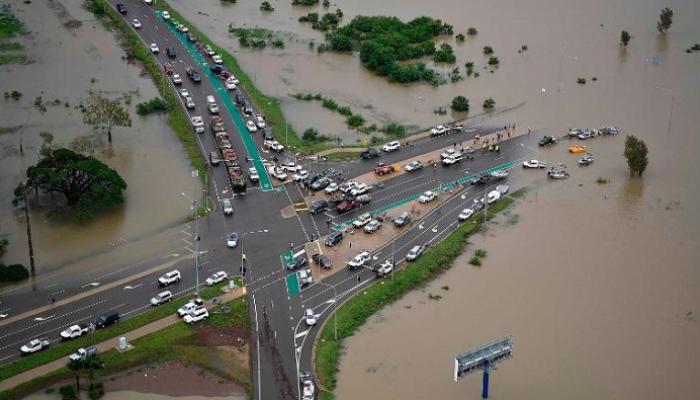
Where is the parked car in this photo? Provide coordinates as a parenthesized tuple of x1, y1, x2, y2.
(374, 259, 394, 277)
(312, 253, 332, 269)
(171, 73, 182, 85)
(150, 290, 173, 306)
(269, 166, 288, 181)
(304, 308, 317, 326)
(185, 96, 195, 109)
(339, 181, 357, 194)
(404, 160, 423, 172)
(149, 43, 159, 53)
(179, 88, 190, 98)
(418, 191, 437, 203)
(522, 159, 547, 169)
(222, 198, 233, 215)
(161, 10, 170, 19)
(458, 208, 474, 221)
(300, 372, 316, 400)
(309, 200, 328, 215)
(178, 298, 204, 317)
(254, 114, 266, 128)
(311, 177, 331, 191)
(336, 199, 357, 213)
(324, 182, 339, 194)
(382, 141, 401, 152)
(68, 346, 97, 362)
(287, 254, 308, 271)
(131, 18, 142, 29)
(350, 183, 370, 197)
(442, 155, 463, 166)
(539, 135, 557, 146)
(166, 47, 176, 58)
(246, 120, 258, 133)
(94, 311, 120, 329)
(186, 67, 201, 83)
(360, 148, 380, 159)
(204, 45, 215, 56)
(177, 24, 189, 33)
(226, 232, 239, 248)
(599, 126, 619, 135)
(393, 211, 411, 227)
(406, 245, 424, 261)
(60, 324, 89, 341)
(184, 307, 209, 324)
(472, 198, 485, 212)
(487, 190, 501, 204)
(224, 78, 237, 90)
(353, 214, 372, 228)
(206, 271, 228, 285)
(209, 64, 223, 74)
(324, 231, 343, 247)
(363, 219, 382, 233)
(164, 62, 174, 75)
(212, 54, 223, 64)
(20, 338, 50, 355)
(347, 251, 371, 270)
(293, 170, 309, 182)
(243, 103, 254, 115)
(158, 270, 181, 286)
(208, 102, 220, 114)
(186, 33, 197, 43)
(577, 129, 597, 140)
(430, 125, 447, 136)
(298, 268, 313, 285)
(116, 3, 127, 14)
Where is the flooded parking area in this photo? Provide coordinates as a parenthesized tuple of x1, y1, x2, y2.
(0, 0, 200, 272)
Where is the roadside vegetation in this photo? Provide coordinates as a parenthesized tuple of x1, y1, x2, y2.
(0, 4, 29, 65)
(0, 296, 250, 400)
(136, 97, 170, 115)
(298, 10, 343, 31)
(315, 191, 524, 399)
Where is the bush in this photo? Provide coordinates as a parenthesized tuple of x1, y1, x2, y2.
(346, 114, 365, 128)
(259, 1, 274, 12)
(455, 33, 465, 42)
(292, 0, 319, 5)
(483, 45, 494, 55)
(464, 61, 474, 76)
(482, 97, 495, 110)
(488, 56, 499, 66)
(336, 105, 353, 117)
(383, 122, 406, 138)
(467, 27, 478, 36)
(474, 249, 487, 258)
(433, 43, 456, 63)
(321, 97, 338, 110)
(302, 128, 319, 141)
(59, 385, 76, 400)
(451, 95, 469, 112)
(0, 263, 29, 282)
(469, 256, 482, 266)
(136, 97, 169, 115)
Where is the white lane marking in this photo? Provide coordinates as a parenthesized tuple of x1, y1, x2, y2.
(123, 283, 143, 290)
(80, 282, 100, 289)
(295, 329, 310, 340)
(252, 294, 262, 400)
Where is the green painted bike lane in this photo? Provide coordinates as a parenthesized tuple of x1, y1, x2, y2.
(155, 10, 273, 192)
(333, 161, 515, 230)
(281, 250, 301, 296)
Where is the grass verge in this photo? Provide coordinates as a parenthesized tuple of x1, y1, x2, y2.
(0, 297, 251, 400)
(0, 54, 28, 65)
(323, 151, 362, 161)
(314, 193, 519, 399)
(0, 283, 224, 383)
(0, 41, 22, 51)
(0, 5, 24, 38)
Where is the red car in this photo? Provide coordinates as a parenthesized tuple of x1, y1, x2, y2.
(336, 200, 357, 213)
(164, 62, 174, 75)
(218, 70, 232, 79)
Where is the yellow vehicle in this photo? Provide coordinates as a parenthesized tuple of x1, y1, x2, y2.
(569, 144, 587, 153)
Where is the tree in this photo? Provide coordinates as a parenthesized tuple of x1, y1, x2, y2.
(483, 98, 496, 110)
(620, 30, 631, 46)
(81, 91, 131, 143)
(657, 7, 673, 34)
(25, 148, 127, 221)
(624, 135, 649, 177)
(483, 45, 494, 55)
(68, 354, 104, 397)
(451, 96, 469, 112)
(346, 114, 365, 128)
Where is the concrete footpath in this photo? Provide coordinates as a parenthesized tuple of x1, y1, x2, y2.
(0, 287, 245, 392)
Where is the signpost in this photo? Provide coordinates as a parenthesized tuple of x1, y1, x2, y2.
(453, 336, 513, 398)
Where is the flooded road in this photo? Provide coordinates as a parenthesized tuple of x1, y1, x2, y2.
(27, 391, 243, 400)
(0, 0, 200, 272)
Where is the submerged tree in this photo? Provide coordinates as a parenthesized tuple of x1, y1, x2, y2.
(81, 91, 131, 143)
(657, 7, 673, 34)
(620, 30, 631, 46)
(623, 135, 649, 177)
(451, 96, 469, 112)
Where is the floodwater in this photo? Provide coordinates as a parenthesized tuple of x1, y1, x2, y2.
(0, 0, 199, 272)
(26, 392, 243, 400)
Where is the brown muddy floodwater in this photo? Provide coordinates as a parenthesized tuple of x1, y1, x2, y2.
(0, 0, 199, 272)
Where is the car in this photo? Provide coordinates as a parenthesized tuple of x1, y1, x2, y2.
(226, 232, 239, 248)
(324, 182, 339, 194)
(324, 231, 343, 247)
(261, 128, 273, 142)
(404, 160, 423, 172)
(191, 116, 205, 133)
(522, 159, 547, 169)
(161, 11, 170, 19)
(353, 214, 372, 228)
(270, 166, 288, 180)
(287, 254, 308, 271)
(208, 102, 219, 114)
(309, 200, 328, 215)
(94, 311, 120, 329)
(178, 24, 189, 33)
(171, 73, 182, 85)
(254, 115, 266, 128)
(245, 120, 258, 133)
(577, 129, 598, 140)
(458, 208, 474, 221)
(166, 47, 176, 58)
(350, 183, 370, 196)
(116, 3, 127, 14)
(142, 0, 152, 4)
(374, 259, 394, 277)
(68, 346, 97, 362)
(131, 18, 142, 29)
(339, 181, 357, 194)
(206, 271, 228, 286)
(430, 125, 447, 136)
(293, 170, 310, 182)
(248, 167, 259, 182)
(212, 54, 223, 64)
(177, 298, 204, 317)
(298, 267, 313, 285)
(374, 163, 394, 176)
(150, 290, 173, 306)
(470, 174, 493, 185)
(263, 140, 284, 152)
(600, 126, 619, 135)
(60, 324, 89, 341)
(336, 199, 357, 213)
(243, 103, 254, 115)
(360, 148, 380, 159)
(496, 184, 509, 195)
(487, 190, 501, 204)
(185, 96, 195, 109)
(164, 62, 174, 75)
(159, 270, 181, 286)
(149, 43, 159, 53)
(184, 307, 209, 324)
(204, 45, 216, 56)
(418, 191, 437, 203)
(209, 64, 223, 74)
(300, 372, 316, 400)
(179, 88, 189, 98)
(186, 33, 197, 43)
(347, 251, 371, 270)
(186, 67, 201, 83)
(363, 220, 382, 234)
(382, 141, 401, 152)
(281, 162, 302, 173)
(442, 155, 463, 166)
(222, 198, 233, 215)
(393, 211, 411, 227)
(227, 75, 240, 85)
(224, 78, 237, 90)
(406, 245, 424, 261)
(440, 148, 460, 160)
(472, 198, 485, 211)
(539, 135, 557, 146)
(218, 70, 233, 80)
(312, 253, 332, 269)
(311, 177, 331, 191)
(304, 308, 318, 326)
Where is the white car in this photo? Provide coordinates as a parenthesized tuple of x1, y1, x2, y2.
(150, 290, 173, 306)
(246, 120, 258, 132)
(185, 96, 195, 109)
(431, 125, 447, 136)
(224, 78, 237, 90)
(270, 166, 288, 181)
(206, 271, 228, 286)
(458, 208, 474, 221)
(179, 88, 190, 98)
(298, 268, 313, 285)
(212, 54, 223, 64)
(363, 219, 382, 233)
(158, 270, 181, 286)
(265, 140, 284, 152)
(350, 183, 369, 196)
(149, 43, 159, 53)
(204, 45, 216, 56)
(161, 11, 170, 19)
(353, 214, 372, 228)
(375, 259, 394, 277)
(191, 116, 205, 133)
(418, 191, 437, 203)
(304, 308, 317, 326)
(300, 373, 316, 400)
(347, 251, 371, 269)
(184, 307, 209, 324)
(172, 74, 182, 85)
(406, 245, 424, 261)
(68, 346, 97, 362)
(382, 141, 400, 152)
(442, 155, 462, 165)
(226, 232, 238, 248)
(143, 0, 152, 4)
(21, 338, 50, 355)
(178, 24, 189, 33)
(222, 198, 233, 215)
(281, 162, 302, 173)
(249, 167, 259, 182)
(522, 159, 547, 169)
(255, 115, 266, 128)
(177, 299, 204, 317)
(131, 18, 142, 29)
(404, 160, 423, 172)
(487, 190, 501, 204)
(208, 102, 219, 114)
(324, 182, 339, 194)
(227, 75, 240, 85)
(60, 324, 89, 341)
(293, 170, 309, 182)
(339, 181, 357, 193)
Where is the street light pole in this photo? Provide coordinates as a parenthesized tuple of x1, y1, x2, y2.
(182, 193, 200, 298)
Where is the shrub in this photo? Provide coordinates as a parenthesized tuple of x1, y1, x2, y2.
(451, 95, 469, 112)
(336, 106, 353, 116)
(59, 385, 76, 400)
(433, 43, 456, 63)
(321, 97, 338, 110)
(302, 128, 319, 141)
(469, 256, 482, 266)
(464, 61, 474, 76)
(474, 249, 487, 258)
(259, 1, 274, 11)
(483, 97, 495, 110)
(455, 33, 465, 42)
(136, 97, 169, 115)
(488, 56, 499, 66)
(0, 263, 29, 282)
(483, 45, 494, 55)
(467, 27, 478, 36)
(292, 0, 319, 5)
(577, 77, 586, 84)
(346, 114, 365, 128)
(383, 122, 406, 138)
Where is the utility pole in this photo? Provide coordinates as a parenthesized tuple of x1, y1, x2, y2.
(182, 193, 200, 297)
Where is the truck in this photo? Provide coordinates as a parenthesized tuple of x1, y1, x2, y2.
(228, 167, 247, 194)
(191, 116, 205, 134)
(210, 116, 225, 133)
(68, 346, 98, 362)
(222, 149, 237, 167)
(373, 163, 394, 176)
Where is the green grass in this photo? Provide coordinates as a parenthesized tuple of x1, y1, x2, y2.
(0, 283, 224, 383)
(0, 297, 250, 400)
(314, 193, 521, 398)
(323, 151, 362, 160)
(509, 187, 528, 199)
(0, 125, 22, 135)
(0, 41, 22, 51)
(0, 6, 23, 39)
(0, 54, 28, 65)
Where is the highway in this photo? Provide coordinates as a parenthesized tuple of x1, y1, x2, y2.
(0, 1, 540, 398)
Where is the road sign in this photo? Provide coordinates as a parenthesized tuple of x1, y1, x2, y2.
(454, 336, 513, 398)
